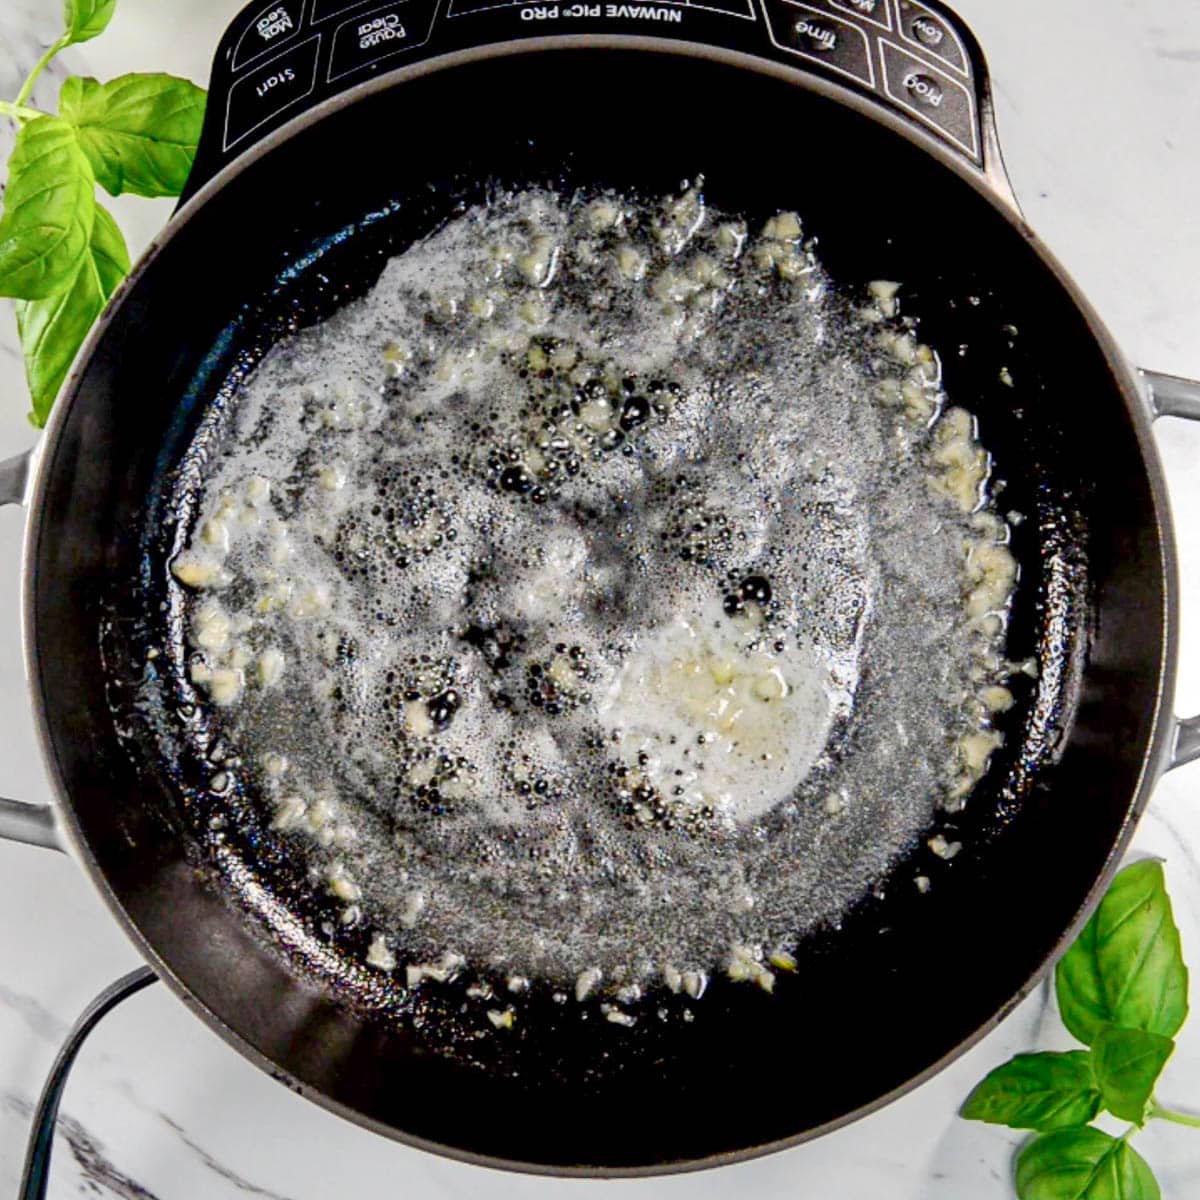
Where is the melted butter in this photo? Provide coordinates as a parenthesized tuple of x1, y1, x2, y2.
(165, 185, 1019, 990)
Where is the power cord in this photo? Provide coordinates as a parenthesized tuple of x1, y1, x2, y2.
(19, 966, 158, 1200)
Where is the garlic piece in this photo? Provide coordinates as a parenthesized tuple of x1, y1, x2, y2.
(762, 211, 802, 241)
(327, 861, 361, 903)
(366, 934, 396, 970)
(171, 553, 228, 590)
(257, 647, 285, 688)
(575, 966, 602, 1002)
(404, 699, 434, 738)
(271, 794, 307, 831)
(207, 668, 244, 707)
(317, 463, 347, 492)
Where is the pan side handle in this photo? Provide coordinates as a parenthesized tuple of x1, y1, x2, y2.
(0, 447, 33, 506)
(1176, 719, 1200, 772)
(0, 448, 63, 851)
(1145, 370, 1200, 423)
(1143, 370, 1200, 771)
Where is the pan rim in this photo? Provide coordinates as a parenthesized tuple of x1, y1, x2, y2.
(20, 35, 1180, 1177)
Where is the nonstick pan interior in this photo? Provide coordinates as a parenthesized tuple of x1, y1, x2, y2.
(30, 48, 1169, 1170)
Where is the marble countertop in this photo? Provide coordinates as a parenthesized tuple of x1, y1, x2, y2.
(1, 1, 1199, 1196)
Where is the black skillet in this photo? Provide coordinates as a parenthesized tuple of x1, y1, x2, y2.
(3, 0, 1200, 1177)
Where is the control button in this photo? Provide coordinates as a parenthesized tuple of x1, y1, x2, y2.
(793, 15, 840, 52)
(223, 35, 321, 150)
(446, 0, 501, 15)
(764, 0, 874, 88)
(912, 14, 943, 46)
(897, 0, 967, 75)
(690, 0, 756, 19)
(232, 1, 305, 70)
(328, 0, 437, 80)
(313, 0, 370, 20)
(903, 71, 942, 107)
(879, 40, 977, 160)
(828, 0, 891, 30)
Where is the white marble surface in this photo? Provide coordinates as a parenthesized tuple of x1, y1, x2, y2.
(1, 1, 1200, 1196)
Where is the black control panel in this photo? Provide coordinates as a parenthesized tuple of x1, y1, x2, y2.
(183, 0, 988, 199)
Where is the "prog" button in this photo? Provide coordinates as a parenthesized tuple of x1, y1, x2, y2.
(904, 71, 943, 108)
(879, 39, 977, 160)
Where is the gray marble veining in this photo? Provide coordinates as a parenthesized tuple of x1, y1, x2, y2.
(154, 1113, 297, 1200)
(0, 983, 68, 1043)
(3, 1093, 160, 1200)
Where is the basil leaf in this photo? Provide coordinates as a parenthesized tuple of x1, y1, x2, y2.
(0, 116, 95, 299)
(961, 1051, 1101, 1131)
(59, 74, 206, 198)
(63, 0, 117, 44)
(1092, 1026, 1174, 1123)
(1016, 1129, 1160, 1200)
(1056, 860, 1188, 1046)
(15, 203, 128, 427)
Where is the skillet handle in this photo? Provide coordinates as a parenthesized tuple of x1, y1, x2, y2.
(1142, 370, 1200, 772)
(1144, 369, 1200, 422)
(0, 448, 63, 851)
(0, 447, 33, 506)
(1176, 720, 1200, 772)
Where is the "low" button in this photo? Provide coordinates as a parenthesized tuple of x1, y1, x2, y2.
(897, 0, 967, 75)
(912, 14, 944, 46)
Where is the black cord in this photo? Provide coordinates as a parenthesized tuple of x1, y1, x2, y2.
(19, 966, 158, 1200)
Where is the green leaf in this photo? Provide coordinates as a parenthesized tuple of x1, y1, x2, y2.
(1016, 1129, 1160, 1200)
(0, 116, 95, 299)
(63, 0, 117, 44)
(1092, 1026, 1174, 1123)
(15, 203, 128, 427)
(59, 74, 206, 198)
(1056, 860, 1188, 1046)
(961, 1051, 1101, 1131)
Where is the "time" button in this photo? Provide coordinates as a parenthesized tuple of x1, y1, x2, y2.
(763, 0, 875, 89)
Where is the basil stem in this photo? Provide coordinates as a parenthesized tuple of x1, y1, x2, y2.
(13, 35, 71, 109)
(1148, 1102, 1200, 1129)
(0, 100, 46, 122)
